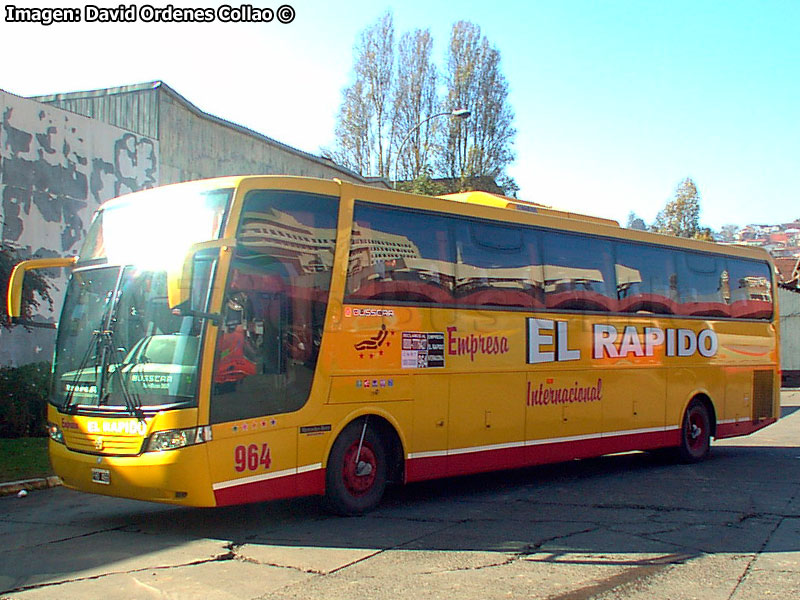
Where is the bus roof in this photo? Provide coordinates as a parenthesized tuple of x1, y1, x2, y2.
(438, 191, 621, 227)
(97, 175, 774, 265)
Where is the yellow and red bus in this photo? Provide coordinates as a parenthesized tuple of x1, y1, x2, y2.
(7, 176, 780, 514)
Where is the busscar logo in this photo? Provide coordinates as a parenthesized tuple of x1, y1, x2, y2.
(346, 307, 395, 318)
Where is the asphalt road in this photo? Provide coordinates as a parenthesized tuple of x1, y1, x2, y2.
(2, 392, 799, 600)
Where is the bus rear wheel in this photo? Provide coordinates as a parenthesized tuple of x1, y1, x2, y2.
(679, 400, 711, 463)
(324, 419, 387, 515)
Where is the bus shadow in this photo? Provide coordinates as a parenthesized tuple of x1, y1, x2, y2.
(209, 445, 800, 557)
(3, 444, 799, 593)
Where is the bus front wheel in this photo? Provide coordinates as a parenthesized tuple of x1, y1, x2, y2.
(324, 419, 387, 515)
(679, 400, 711, 463)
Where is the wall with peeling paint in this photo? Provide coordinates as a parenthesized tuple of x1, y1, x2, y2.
(3, 81, 386, 367)
(0, 90, 159, 366)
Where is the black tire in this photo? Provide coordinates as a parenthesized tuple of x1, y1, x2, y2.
(678, 400, 711, 463)
(324, 419, 387, 516)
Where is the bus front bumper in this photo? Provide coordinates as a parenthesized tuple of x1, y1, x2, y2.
(50, 440, 216, 507)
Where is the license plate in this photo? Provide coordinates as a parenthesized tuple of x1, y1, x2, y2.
(91, 468, 111, 485)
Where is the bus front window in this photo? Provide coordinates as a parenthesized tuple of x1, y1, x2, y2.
(52, 184, 230, 413)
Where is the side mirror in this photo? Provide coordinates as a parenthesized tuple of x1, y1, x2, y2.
(7, 256, 77, 325)
(167, 238, 236, 324)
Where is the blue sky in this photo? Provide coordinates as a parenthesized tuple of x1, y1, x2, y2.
(3, 0, 798, 229)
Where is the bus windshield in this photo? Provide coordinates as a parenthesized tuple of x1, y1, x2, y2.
(52, 185, 232, 413)
(80, 185, 231, 268)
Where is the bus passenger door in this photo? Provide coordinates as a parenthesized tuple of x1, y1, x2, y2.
(205, 186, 340, 505)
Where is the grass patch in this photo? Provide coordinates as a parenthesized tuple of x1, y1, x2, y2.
(0, 437, 52, 482)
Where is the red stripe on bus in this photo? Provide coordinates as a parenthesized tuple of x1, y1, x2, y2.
(213, 421, 775, 507)
(214, 468, 324, 507)
(406, 430, 680, 483)
(715, 418, 776, 439)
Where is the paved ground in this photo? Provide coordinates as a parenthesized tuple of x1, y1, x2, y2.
(2, 392, 799, 600)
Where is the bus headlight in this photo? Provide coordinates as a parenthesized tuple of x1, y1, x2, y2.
(47, 422, 65, 444)
(146, 426, 212, 452)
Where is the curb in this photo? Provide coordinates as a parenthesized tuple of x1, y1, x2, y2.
(0, 476, 62, 497)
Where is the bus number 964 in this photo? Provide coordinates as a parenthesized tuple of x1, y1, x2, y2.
(234, 444, 272, 472)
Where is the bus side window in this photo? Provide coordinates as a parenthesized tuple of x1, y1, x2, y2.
(453, 220, 544, 309)
(615, 242, 679, 315)
(542, 231, 617, 312)
(209, 190, 338, 424)
(346, 203, 455, 305)
(727, 258, 773, 319)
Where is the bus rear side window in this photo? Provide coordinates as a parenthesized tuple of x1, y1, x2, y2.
(727, 258, 773, 319)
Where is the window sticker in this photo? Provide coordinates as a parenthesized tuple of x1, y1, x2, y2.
(401, 332, 445, 369)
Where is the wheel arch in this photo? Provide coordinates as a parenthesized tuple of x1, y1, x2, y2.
(323, 409, 407, 484)
(684, 391, 718, 438)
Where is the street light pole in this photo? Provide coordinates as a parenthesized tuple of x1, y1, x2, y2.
(393, 108, 470, 190)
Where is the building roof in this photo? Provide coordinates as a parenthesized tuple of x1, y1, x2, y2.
(30, 80, 387, 188)
(775, 257, 800, 286)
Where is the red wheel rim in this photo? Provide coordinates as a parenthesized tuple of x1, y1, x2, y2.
(686, 408, 707, 453)
(342, 442, 377, 497)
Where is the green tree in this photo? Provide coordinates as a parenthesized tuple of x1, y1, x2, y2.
(396, 172, 447, 196)
(651, 178, 704, 238)
(0, 245, 52, 328)
(393, 28, 439, 182)
(626, 211, 647, 231)
(439, 21, 516, 194)
(333, 11, 396, 178)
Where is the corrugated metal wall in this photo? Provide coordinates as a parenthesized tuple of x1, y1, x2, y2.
(30, 82, 383, 187)
(32, 84, 160, 139)
(779, 287, 800, 386)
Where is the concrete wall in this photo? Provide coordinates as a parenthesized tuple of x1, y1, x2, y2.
(0, 90, 159, 366)
(780, 287, 800, 387)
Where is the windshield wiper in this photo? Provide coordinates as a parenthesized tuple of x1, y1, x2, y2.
(63, 267, 143, 420)
(62, 328, 101, 414)
(63, 328, 143, 419)
(103, 331, 144, 419)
